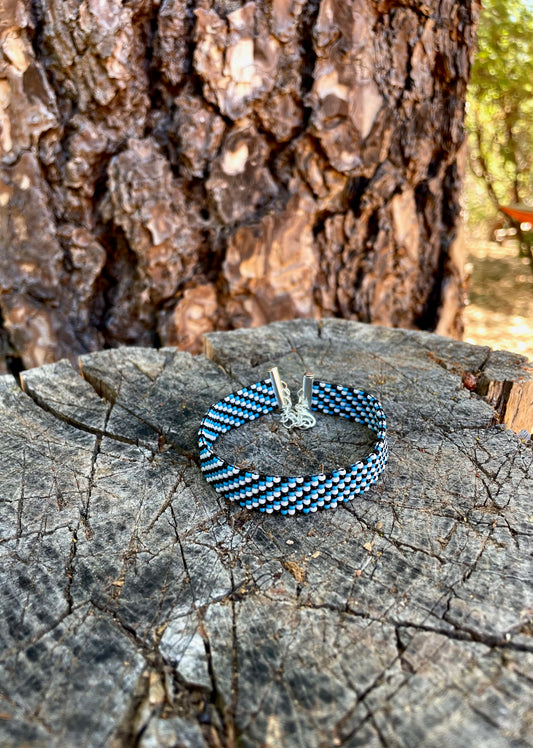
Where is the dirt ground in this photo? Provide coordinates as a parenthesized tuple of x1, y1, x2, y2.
(463, 240, 533, 362)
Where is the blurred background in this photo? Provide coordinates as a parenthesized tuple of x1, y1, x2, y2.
(463, 0, 533, 360)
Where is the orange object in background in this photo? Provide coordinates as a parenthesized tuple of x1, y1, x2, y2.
(499, 204, 533, 223)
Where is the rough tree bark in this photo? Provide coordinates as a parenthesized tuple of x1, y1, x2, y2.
(0, 0, 479, 370)
(0, 320, 532, 747)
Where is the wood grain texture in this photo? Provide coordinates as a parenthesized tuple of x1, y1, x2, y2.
(1, 320, 532, 747)
(0, 0, 479, 370)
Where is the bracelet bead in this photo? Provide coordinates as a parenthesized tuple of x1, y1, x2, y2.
(198, 375, 388, 514)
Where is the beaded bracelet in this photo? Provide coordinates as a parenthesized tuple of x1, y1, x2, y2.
(198, 367, 388, 515)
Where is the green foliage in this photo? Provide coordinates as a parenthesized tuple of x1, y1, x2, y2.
(466, 0, 533, 222)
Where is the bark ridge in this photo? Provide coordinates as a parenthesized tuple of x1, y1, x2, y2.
(0, 0, 479, 369)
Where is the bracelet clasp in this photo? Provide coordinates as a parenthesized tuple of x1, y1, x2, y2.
(268, 367, 316, 430)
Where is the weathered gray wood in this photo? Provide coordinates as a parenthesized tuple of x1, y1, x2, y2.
(1, 320, 532, 748)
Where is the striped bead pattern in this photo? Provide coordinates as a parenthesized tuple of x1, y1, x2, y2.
(198, 378, 388, 515)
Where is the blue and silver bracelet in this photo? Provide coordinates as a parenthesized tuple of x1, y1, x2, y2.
(198, 367, 388, 515)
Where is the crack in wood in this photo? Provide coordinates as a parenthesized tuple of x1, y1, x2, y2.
(1, 323, 532, 746)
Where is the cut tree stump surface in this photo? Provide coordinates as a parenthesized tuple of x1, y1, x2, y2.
(1, 319, 532, 748)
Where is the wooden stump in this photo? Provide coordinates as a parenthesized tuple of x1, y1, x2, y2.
(1, 319, 532, 747)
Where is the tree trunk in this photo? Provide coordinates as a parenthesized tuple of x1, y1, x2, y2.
(0, 0, 479, 370)
(1, 319, 532, 747)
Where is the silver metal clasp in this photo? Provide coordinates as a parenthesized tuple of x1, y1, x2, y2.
(301, 372, 314, 411)
(268, 367, 316, 430)
(268, 366, 292, 411)
(294, 372, 316, 429)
